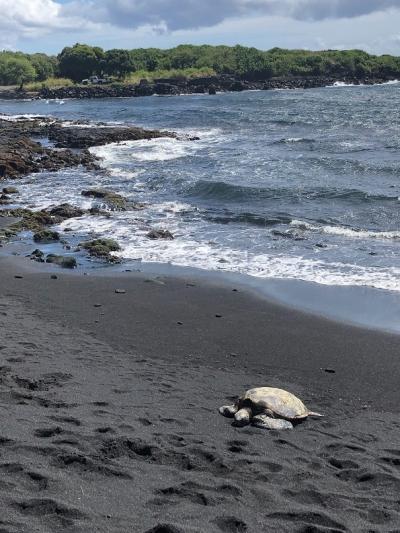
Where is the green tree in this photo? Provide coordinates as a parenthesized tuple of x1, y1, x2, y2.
(130, 48, 166, 71)
(168, 45, 199, 69)
(30, 53, 57, 81)
(58, 44, 104, 81)
(104, 49, 135, 78)
(0, 56, 36, 87)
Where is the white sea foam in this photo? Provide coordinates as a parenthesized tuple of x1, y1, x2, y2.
(117, 240, 400, 291)
(381, 79, 400, 85)
(45, 98, 68, 104)
(176, 127, 223, 140)
(331, 81, 359, 88)
(131, 138, 195, 161)
(281, 137, 312, 144)
(0, 113, 47, 121)
(91, 137, 199, 164)
(327, 79, 400, 89)
(290, 220, 400, 240)
(109, 167, 144, 180)
(90, 127, 220, 171)
(61, 120, 125, 128)
(54, 207, 400, 292)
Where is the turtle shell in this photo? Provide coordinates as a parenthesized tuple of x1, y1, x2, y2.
(240, 387, 310, 420)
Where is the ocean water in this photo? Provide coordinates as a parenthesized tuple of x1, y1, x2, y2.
(1, 83, 400, 292)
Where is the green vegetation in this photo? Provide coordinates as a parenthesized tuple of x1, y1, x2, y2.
(0, 51, 56, 87)
(58, 43, 105, 81)
(1, 44, 400, 87)
(124, 66, 215, 84)
(0, 54, 37, 87)
(25, 77, 74, 91)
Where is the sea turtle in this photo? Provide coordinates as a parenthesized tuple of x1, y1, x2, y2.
(219, 387, 323, 430)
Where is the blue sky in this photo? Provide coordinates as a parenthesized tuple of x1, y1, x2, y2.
(2, 0, 400, 55)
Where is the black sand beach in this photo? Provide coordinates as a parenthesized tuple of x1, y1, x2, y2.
(0, 254, 399, 532)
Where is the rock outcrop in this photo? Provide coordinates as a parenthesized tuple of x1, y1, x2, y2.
(48, 124, 175, 149)
(0, 118, 99, 180)
(0, 117, 178, 180)
(79, 238, 121, 262)
(147, 229, 174, 240)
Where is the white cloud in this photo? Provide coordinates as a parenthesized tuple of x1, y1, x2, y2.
(3, 0, 400, 36)
(1, 0, 400, 54)
(60, 0, 400, 31)
(0, 0, 73, 33)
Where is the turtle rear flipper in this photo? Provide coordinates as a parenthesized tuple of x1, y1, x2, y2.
(307, 411, 324, 418)
(252, 415, 293, 430)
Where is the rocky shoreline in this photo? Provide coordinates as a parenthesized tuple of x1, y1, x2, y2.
(0, 74, 397, 101)
(0, 116, 177, 179)
(0, 116, 183, 264)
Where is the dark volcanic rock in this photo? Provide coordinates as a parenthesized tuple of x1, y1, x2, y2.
(29, 249, 45, 262)
(89, 206, 112, 218)
(1, 208, 57, 237)
(45, 254, 77, 269)
(0, 194, 10, 205)
(0, 117, 174, 180)
(81, 189, 128, 210)
(32, 74, 399, 103)
(1, 74, 397, 102)
(48, 124, 175, 149)
(0, 120, 100, 180)
(33, 230, 60, 243)
(48, 203, 85, 219)
(147, 229, 174, 240)
(79, 238, 121, 262)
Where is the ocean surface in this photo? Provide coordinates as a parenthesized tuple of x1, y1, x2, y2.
(2, 82, 400, 292)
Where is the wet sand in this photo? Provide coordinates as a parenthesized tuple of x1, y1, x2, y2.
(0, 255, 400, 532)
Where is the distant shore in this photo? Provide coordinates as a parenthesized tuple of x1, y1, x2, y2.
(0, 74, 398, 100)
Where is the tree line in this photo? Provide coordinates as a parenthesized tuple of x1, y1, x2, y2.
(2, 44, 400, 87)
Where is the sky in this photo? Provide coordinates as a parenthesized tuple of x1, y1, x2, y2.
(1, 0, 400, 55)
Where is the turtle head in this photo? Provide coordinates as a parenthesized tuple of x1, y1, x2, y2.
(233, 407, 252, 427)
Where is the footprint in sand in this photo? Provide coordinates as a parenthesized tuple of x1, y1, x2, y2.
(214, 516, 247, 532)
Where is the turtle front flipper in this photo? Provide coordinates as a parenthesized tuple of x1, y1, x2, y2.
(219, 404, 239, 418)
(252, 414, 293, 430)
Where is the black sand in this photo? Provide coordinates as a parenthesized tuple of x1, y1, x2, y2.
(0, 255, 399, 532)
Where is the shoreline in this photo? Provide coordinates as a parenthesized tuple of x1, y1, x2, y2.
(2, 250, 400, 408)
(0, 74, 398, 101)
(2, 202, 400, 337)
(4, 235, 400, 336)
(1, 111, 400, 337)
